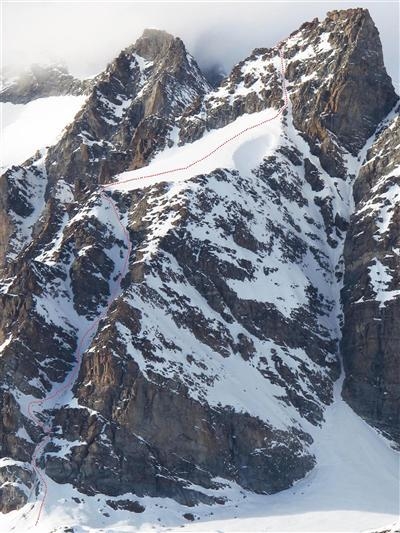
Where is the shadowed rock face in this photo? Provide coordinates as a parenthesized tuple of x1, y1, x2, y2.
(341, 107, 400, 443)
(0, 29, 211, 270)
(133, 28, 177, 61)
(47, 359, 314, 503)
(0, 9, 399, 514)
(285, 8, 398, 181)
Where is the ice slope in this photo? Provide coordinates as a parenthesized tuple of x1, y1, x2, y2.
(1, 95, 86, 170)
(1, 373, 398, 532)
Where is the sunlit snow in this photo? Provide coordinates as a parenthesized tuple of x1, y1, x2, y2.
(369, 259, 400, 307)
(106, 107, 283, 192)
(1, 95, 86, 170)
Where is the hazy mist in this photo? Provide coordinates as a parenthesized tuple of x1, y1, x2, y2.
(2, 1, 399, 90)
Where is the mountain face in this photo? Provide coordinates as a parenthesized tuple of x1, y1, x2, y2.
(0, 8, 399, 529)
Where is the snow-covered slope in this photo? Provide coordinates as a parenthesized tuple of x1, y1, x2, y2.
(106, 106, 283, 192)
(177, 375, 399, 533)
(1, 96, 86, 170)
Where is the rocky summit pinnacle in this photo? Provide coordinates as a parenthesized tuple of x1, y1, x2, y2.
(131, 28, 179, 61)
(287, 7, 398, 174)
(0, 7, 399, 531)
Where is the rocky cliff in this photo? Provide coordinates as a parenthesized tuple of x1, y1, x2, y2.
(341, 105, 400, 442)
(0, 8, 399, 529)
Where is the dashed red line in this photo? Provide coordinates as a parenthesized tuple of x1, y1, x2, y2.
(26, 44, 287, 527)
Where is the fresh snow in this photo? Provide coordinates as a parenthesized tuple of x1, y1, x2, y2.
(6, 150, 48, 259)
(1, 95, 86, 170)
(0, 336, 13, 355)
(131, 53, 153, 74)
(316, 32, 333, 53)
(373, 182, 400, 238)
(96, 90, 132, 124)
(285, 28, 333, 60)
(357, 170, 400, 241)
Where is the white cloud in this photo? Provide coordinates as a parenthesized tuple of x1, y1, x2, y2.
(2, 1, 399, 90)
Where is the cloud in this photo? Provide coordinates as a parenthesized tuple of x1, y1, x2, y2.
(2, 1, 399, 90)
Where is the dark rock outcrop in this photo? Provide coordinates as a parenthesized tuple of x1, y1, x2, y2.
(45, 29, 211, 195)
(287, 8, 398, 177)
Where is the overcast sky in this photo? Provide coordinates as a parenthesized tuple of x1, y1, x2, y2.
(2, 1, 399, 90)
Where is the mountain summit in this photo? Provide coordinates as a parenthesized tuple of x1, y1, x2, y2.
(0, 8, 399, 532)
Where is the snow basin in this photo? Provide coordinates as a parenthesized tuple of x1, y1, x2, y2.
(105, 107, 284, 192)
(1, 95, 86, 170)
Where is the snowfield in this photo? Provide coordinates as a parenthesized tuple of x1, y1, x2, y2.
(1, 95, 86, 170)
(105, 107, 283, 193)
(177, 374, 400, 533)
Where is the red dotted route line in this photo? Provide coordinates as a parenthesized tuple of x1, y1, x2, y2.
(27, 192, 132, 526)
(26, 44, 287, 527)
